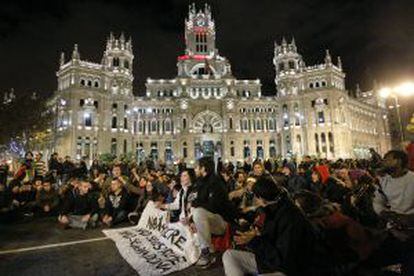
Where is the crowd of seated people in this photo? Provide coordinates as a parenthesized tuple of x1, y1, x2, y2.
(0, 150, 413, 275)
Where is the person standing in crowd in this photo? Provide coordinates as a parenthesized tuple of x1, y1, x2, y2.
(101, 178, 128, 227)
(61, 156, 74, 185)
(191, 157, 238, 268)
(58, 179, 98, 229)
(34, 152, 46, 179)
(48, 153, 62, 175)
(222, 176, 325, 276)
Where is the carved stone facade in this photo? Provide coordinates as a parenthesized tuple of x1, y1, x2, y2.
(52, 3, 391, 164)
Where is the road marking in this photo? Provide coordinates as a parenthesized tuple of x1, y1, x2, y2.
(0, 237, 110, 255)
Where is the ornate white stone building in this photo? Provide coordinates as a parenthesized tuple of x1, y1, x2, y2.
(52, 3, 391, 164)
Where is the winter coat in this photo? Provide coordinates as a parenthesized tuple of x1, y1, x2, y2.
(249, 196, 324, 275)
(192, 174, 238, 223)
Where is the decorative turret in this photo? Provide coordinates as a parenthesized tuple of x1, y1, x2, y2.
(273, 37, 303, 75)
(102, 32, 134, 72)
(71, 44, 80, 60)
(355, 83, 362, 98)
(184, 3, 216, 56)
(337, 56, 342, 70)
(324, 49, 332, 66)
(60, 52, 65, 67)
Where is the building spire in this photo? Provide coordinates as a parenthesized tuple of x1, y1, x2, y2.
(324, 49, 332, 66)
(356, 83, 362, 98)
(337, 56, 342, 69)
(72, 44, 80, 60)
(60, 52, 65, 67)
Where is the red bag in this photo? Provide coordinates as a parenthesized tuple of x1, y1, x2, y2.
(211, 223, 232, 252)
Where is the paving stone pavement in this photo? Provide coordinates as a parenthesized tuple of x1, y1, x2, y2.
(0, 216, 225, 276)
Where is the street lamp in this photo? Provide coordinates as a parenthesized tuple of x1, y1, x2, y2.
(380, 81, 414, 145)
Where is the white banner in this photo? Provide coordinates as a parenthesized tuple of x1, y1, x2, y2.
(103, 201, 200, 276)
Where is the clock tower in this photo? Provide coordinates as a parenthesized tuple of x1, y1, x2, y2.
(184, 3, 216, 56)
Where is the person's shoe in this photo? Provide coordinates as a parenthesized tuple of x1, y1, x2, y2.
(23, 212, 34, 217)
(128, 212, 140, 225)
(196, 248, 216, 269)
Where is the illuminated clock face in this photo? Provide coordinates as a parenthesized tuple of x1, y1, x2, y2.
(196, 19, 204, 26)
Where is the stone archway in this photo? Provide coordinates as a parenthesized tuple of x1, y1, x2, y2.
(192, 110, 223, 134)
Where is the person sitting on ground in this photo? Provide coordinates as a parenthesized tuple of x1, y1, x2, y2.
(221, 168, 237, 192)
(128, 179, 162, 224)
(222, 176, 325, 276)
(191, 157, 238, 268)
(101, 178, 129, 227)
(36, 178, 59, 215)
(282, 162, 310, 195)
(157, 169, 196, 224)
(58, 179, 98, 229)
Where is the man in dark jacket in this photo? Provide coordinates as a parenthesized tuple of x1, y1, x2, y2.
(191, 157, 238, 268)
(222, 176, 326, 276)
(282, 162, 310, 195)
(58, 179, 98, 229)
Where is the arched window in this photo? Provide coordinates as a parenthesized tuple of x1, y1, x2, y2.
(151, 120, 157, 133)
(182, 118, 187, 129)
(288, 60, 295, 69)
(87, 80, 92, 87)
(328, 132, 334, 153)
(321, 133, 327, 153)
(256, 119, 262, 130)
(165, 119, 171, 132)
(229, 117, 233, 129)
(268, 118, 275, 130)
(94, 81, 99, 88)
(80, 79, 86, 86)
(124, 60, 129, 69)
(182, 142, 188, 158)
(113, 57, 120, 67)
(279, 63, 285, 71)
(243, 118, 248, 130)
(309, 82, 314, 89)
(138, 121, 143, 132)
(315, 133, 320, 153)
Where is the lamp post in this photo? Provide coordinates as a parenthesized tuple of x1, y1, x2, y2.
(380, 81, 414, 146)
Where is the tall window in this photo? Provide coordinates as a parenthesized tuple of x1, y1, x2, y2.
(315, 134, 320, 153)
(84, 113, 92, 127)
(229, 118, 233, 130)
(182, 118, 187, 130)
(123, 139, 127, 154)
(113, 57, 120, 67)
(151, 120, 157, 133)
(195, 32, 207, 53)
(318, 111, 325, 124)
(321, 133, 327, 153)
(111, 138, 117, 156)
(124, 117, 128, 129)
(256, 119, 262, 130)
(328, 132, 334, 153)
(112, 116, 117, 128)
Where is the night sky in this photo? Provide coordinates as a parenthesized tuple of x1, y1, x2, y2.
(1, 0, 414, 97)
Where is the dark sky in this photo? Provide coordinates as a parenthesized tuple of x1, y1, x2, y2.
(1, 0, 414, 97)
